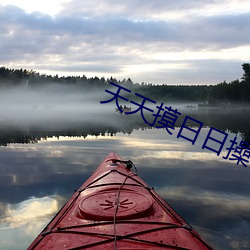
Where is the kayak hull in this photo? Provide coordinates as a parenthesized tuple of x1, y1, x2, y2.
(28, 152, 213, 249)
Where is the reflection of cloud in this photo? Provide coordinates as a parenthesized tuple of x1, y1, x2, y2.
(157, 186, 250, 249)
(0, 202, 7, 219)
(0, 196, 62, 249)
(122, 140, 183, 149)
(152, 150, 220, 161)
(115, 130, 222, 164)
(157, 186, 250, 216)
(194, 223, 250, 250)
(0, 196, 59, 231)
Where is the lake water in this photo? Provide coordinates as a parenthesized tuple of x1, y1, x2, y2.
(0, 106, 250, 249)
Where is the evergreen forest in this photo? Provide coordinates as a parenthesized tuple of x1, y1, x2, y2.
(0, 63, 249, 105)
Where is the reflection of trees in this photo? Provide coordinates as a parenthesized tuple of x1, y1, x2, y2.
(0, 109, 250, 146)
(183, 109, 250, 143)
(0, 130, 38, 146)
(0, 114, 145, 146)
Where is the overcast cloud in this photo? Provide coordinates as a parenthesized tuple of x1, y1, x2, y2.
(0, 0, 250, 84)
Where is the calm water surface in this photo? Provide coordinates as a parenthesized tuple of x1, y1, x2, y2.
(0, 108, 250, 250)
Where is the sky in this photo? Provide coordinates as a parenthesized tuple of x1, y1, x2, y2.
(0, 0, 250, 85)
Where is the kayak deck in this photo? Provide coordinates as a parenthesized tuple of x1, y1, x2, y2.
(28, 152, 213, 249)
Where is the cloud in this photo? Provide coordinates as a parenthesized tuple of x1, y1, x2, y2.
(58, 0, 245, 19)
(3, 4, 248, 48)
(0, 1, 250, 84)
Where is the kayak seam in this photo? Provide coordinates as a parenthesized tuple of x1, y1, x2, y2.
(56, 220, 183, 230)
(81, 182, 142, 189)
(78, 169, 152, 194)
(59, 225, 192, 250)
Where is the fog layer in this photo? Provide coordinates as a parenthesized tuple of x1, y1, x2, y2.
(0, 85, 113, 124)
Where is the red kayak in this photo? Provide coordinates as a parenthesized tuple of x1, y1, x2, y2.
(28, 152, 213, 249)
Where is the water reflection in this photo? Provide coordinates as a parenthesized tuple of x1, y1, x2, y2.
(1, 196, 59, 228)
(0, 196, 62, 250)
(0, 108, 250, 146)
(0, 112, 250, 249)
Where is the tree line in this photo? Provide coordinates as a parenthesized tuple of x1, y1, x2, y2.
(208, 63, 250, 105)
(0, 63, 249, 104)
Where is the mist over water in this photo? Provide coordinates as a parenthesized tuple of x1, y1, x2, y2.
(0, 84, 250, 144)
(0, 85, 114, 124)
(0, 84, 199, 129)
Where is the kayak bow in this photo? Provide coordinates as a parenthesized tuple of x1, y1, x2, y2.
(28, 152, 213, 249)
